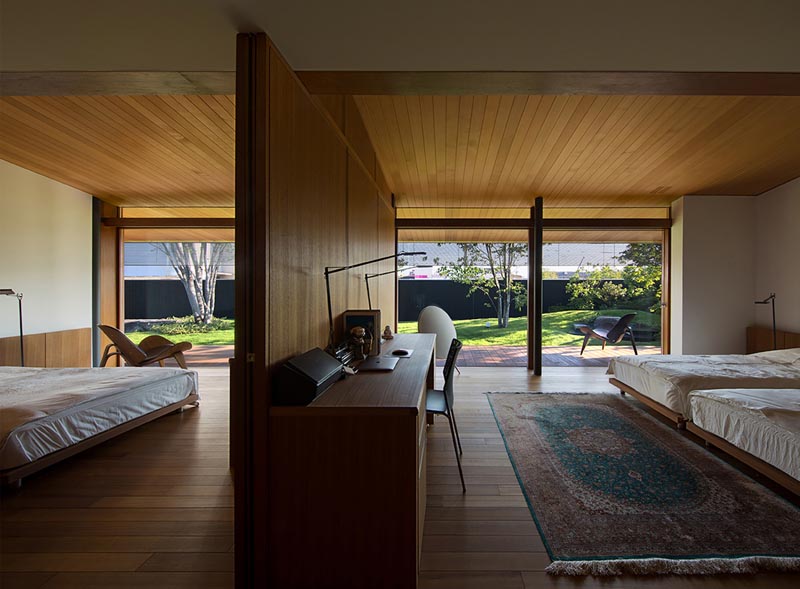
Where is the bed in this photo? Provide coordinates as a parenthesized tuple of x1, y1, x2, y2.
(687, 388, 800, 495)
(607, 348, 800, 427)
(0, 366, 199, 485)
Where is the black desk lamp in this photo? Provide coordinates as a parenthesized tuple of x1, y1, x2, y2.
(1, 289, 24, 366)
(325, 251, 425, 348)
(754, 292, 777, 350)
(365, 268, 405, 310)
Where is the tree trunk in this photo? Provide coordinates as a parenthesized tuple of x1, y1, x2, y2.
(155, 242, 231, 324)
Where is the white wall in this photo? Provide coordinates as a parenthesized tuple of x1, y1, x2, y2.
(0, 160, 93, 338)
(754, 177, 800, 333)
(1, 0, 799, 72)
(670, 195, 755, 354)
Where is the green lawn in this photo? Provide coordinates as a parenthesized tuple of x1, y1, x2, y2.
(398, 308, 660, 347)
(126, 329, 235, 347)
(126, 308, 659, 348)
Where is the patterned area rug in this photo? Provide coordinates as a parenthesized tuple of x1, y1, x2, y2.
(487, 393, 800, 576)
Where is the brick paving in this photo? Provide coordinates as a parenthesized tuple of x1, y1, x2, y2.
(183, 343, 660, 368)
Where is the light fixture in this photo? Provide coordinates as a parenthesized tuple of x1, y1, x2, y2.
(1, 289, 25, 366)
(754, 292, 777, 351)
(324, 251, 426, 348)
(365, 269, 401, 310)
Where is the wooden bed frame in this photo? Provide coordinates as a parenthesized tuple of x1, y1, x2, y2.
(0, 393, 199, 486)
(609, 377, 688, 429)
(686, 421, 800, 496)
(609, 377, 799, 496)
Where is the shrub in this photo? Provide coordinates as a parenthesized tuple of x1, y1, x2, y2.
(152, 316, 233, 335)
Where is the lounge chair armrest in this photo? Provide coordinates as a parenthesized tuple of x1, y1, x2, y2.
(139, 334, 178, 351)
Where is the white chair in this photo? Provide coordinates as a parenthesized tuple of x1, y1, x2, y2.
(418, 305, 460, 373)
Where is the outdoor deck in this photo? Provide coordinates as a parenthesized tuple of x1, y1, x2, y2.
(182, 344, 660, 368)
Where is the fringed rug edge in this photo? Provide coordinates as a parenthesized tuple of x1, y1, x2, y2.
(546, 556, 800, 576)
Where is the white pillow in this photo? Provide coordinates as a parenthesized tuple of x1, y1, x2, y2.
(749, 348, 800, 364)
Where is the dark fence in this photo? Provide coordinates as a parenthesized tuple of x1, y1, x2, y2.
(126, 277, 636, 324)
(397, 279, 609, 321)
(125, 279, 235, 319)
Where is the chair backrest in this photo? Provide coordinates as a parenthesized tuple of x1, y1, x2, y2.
(418, 305, 458, 359)
(98, 324, 147, 365)
(442, 338, 463, 411)
(606, 313, 637, 343)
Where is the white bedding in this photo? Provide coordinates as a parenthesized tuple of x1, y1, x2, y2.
(0, 367, 198, 471)
(689, 388, 800, 481)
(607, 349, 800, 418)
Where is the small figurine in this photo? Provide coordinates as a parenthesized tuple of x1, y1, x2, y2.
(348, 326, 367, 361)
(382, 325, 394, 339)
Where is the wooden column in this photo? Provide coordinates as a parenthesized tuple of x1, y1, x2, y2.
(661, 227, 671, 354)
(98, 201, 124, 366)
(232, 32, 270, 589)
(528, 198, 543, 374)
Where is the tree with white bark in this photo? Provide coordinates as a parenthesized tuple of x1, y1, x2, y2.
(154, 243, 233, 324)
(436, 243, 528, 328)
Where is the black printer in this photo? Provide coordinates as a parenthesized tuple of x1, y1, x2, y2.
(273, 347, 344, 406)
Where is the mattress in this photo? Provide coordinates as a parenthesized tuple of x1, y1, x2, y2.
(0, 367, 198, 471)
(607, 349, 800, 418)
(689, 388, 800, 481)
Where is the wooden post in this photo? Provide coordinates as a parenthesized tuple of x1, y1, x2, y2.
(528, 198, 543, 374)
(661, 227, 671, 354)
(233, 32, 270, 589)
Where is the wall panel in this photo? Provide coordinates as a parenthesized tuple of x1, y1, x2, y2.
(377, 199, 397, 328)
(346, 155, 379, 312)
(268, 53, 348, 368)
(0, 328, 91, 367)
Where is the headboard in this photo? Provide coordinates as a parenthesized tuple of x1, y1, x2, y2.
(746, 325, 800, 353)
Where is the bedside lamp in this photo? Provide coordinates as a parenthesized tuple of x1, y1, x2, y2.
(754, 293, 776, 351)
(1, 289, 24, 366)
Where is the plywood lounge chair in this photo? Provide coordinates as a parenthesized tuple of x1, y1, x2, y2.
(99, 324, 192, 369)
(579, 313, 638, 355)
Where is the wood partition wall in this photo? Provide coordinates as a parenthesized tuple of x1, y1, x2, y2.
(232, 33, 396, 588)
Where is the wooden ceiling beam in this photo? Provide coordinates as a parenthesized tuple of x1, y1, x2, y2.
(102, 217, 235, 228)
(298, 71, 800, 96)
(396, 218, 670, 229)
(0, 72, 235, 96)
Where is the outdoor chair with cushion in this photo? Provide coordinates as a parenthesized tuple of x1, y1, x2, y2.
(426, 338, 466, 492)
(99, 324, 192, 369)
(579, 313, 638, 356)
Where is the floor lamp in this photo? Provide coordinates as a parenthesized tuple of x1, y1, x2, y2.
(1, 289, 24, 366)
(754, 292, 777, 350)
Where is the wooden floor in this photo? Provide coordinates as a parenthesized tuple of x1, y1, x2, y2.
(0, 367, 233, 588)
(1, 366, 798, 588)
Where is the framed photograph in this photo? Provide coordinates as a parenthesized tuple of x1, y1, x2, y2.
(342, 309, 381, 356)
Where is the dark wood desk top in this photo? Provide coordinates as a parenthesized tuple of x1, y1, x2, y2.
(306, 333, 435, 411)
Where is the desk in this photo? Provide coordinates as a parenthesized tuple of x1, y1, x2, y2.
(269, 333, 435, 589)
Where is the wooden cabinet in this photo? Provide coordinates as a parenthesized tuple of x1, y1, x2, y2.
(268, 334, 435, 588)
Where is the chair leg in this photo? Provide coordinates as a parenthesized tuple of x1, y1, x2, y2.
(174, 352, 188, 369)
(601, 340, 606, 350)
(100, 344, 116, 367)
(449, 408, 463, 455)
(629, 329, 638, 355)
(580, 334, 590, 355)
(445, 414, 466, 493)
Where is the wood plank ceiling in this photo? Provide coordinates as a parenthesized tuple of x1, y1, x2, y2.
(354, 95, 800, 209)
(0, 95, 234, 207)
(2, 93, 800, 213)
